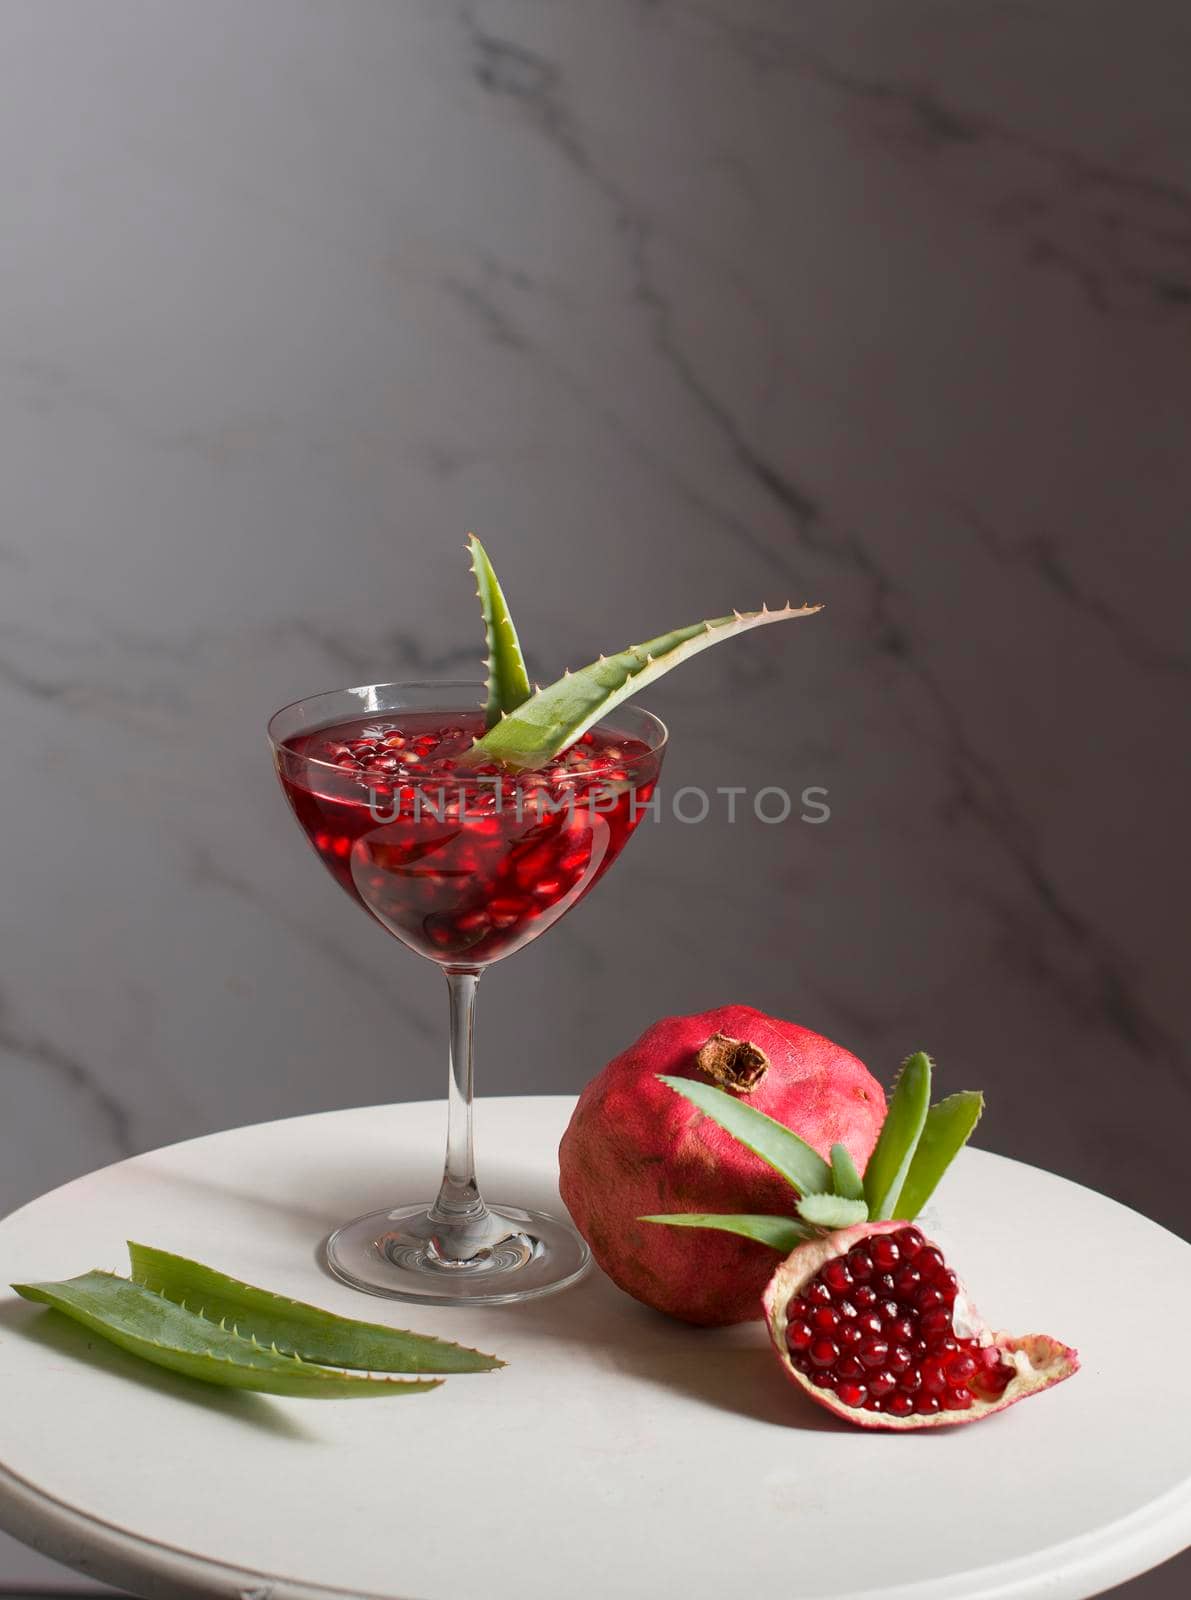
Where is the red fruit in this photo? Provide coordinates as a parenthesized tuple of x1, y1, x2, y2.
(557, 1006, 886, 1325)
(763, 1222, 1078, 1430)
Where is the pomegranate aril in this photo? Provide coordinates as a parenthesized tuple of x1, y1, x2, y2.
(946, 1353, 978, 1384)
(838, 1323, 863, 1351)
(920, 1306, 953, 1341)
(804, 1281, 832, 1308)
(921, 1362, 948, 1396)
(847, 1250, 874, 1282)
(897, 1367, 922, 1394)
(810, 1306, 839, 1334)
(488, 897, 525, 929)
(886, 1392, 915, 1418)
(914, 1392, 942, 1416)
(811, 1370, 836, 1391)
(786, 1320, 813, 1353)
(852, 1285, 878, 1311)
(836, 1355, 864, 1382)
(821, 1259, 852, 1294)
(916, 1285, 948, 1313)
(875, 1273, 897, 1297)
(893, 1266, 922, 1299)
(837, 1299, 858, 1321)
(454, 909, 490, 934)
(917, 1246, 946, 1279)
(893, 1227, 925, 1258)
(809, 1338, 839, 1369)
(870, 1237, 900, 1271)
(854, 1312, 883, 1338)
(888, 1345, 913, 1375)
(888, 1317, 915, 1345)
(877, 1299, 901, 1325)
(859, 1338, 890, 1370)
(943, 1386, 974, 1411)
(867, 1370, 897, 1399)
(837, 1383, 867, 1409)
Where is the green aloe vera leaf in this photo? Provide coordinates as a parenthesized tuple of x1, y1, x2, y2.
(462, 602, 822, 770)
(830, 1144, 866, 1203)
(796, 1193, 869, 1229)
(863, 1051, 933, 1221)
(639, 1213, 811, 1253)
(127, 1242, 504, 1373)
(467, 533, 532, 728)
(657, 1075, 832, 1197)
(892, 1091, 985, 1220)
(12, 1274, 440, 1399)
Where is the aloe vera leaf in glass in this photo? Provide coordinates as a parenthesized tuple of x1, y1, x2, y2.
(467, 532, 531, 727)
(127, 1243, 504, 1373)
(12, 1274, 441, 1398)
(463, 603, 822, 771)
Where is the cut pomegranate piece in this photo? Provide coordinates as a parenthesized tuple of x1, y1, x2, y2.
(762, 1222, 1077, 1430)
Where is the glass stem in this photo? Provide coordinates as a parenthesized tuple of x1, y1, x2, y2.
(427, 966, 491, 1256)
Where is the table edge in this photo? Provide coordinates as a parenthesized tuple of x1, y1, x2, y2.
(1, 1436, 1188, 1600)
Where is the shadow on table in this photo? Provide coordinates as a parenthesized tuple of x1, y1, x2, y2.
(0, 1301, 320, 1443)
(496, 1263, 850, 1433)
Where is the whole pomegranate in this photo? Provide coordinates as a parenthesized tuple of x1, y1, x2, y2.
(558, 1005, 886, 1325)
(763, 1221, 1078, 1428)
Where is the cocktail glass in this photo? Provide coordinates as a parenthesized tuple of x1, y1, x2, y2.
(268, 681, 666, 1304)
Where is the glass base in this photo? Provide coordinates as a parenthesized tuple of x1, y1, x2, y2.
(324, 1202, 591, 1305)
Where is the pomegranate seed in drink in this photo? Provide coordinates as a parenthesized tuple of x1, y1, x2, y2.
(277, 710, 660, 964)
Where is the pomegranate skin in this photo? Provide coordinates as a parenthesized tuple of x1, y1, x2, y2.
(558, 1005, 886, 1325)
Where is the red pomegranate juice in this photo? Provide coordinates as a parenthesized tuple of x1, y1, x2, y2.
(278, 711, 660, 964)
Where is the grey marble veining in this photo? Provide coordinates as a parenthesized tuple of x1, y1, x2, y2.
(0, 9, 1189, 1590)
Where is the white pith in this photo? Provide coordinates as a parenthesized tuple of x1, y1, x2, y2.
(762, 1221, 1079, 1431)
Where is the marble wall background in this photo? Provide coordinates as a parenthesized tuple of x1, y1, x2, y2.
(1, 1, 1187, 1592)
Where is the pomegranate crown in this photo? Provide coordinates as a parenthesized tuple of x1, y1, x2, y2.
(462, 533, 821, 771)
(641, 1051, 984, 1253)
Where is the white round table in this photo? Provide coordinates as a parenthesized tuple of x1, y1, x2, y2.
(0, 1097, 1187, 1600)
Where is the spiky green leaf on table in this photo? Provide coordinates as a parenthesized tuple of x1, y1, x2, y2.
(12, 1273, 441, 1398)
(127, 1242, 503, 1373)
(461, 603, 821, 771)
(467, 533, 532, 728)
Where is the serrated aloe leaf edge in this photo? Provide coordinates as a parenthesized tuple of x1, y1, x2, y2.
(796, 1193, 869, 1230)
(463, 603, 821, 771)
(467, 533, 532, 729)
(892, 1091, 985, 1220)
(12, 1273, 439, 1399)
(657, 1074, 833, 1197)
(862, 1051, 933, 1221)
(127, 1242, 503, 1373)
